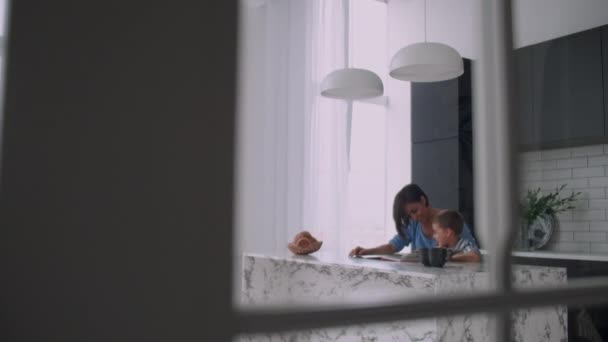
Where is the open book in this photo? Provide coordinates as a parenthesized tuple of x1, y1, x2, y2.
(354, 253, 419, 262)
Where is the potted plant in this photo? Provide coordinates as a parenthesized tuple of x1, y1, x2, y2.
(519, 184, 581, 250)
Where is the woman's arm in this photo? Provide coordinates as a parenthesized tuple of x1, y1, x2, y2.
(450, 251, 481, 262)
(349, 226, 411, 257)
(349, 244, 396, 257)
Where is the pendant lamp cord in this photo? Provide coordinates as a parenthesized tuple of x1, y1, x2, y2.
(424, 0, 427, 42)
(344, 0, 350, 67)
(344, 0, 352, 169)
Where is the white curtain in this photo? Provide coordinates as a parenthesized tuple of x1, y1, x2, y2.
(303, 0, 350, 254)
(236, 0, 350, 255)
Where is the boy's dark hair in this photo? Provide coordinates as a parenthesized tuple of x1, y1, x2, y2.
(392, 184, 429, 237)
(433, 210, 464, 236)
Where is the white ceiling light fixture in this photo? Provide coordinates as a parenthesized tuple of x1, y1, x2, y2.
(318, 0, 384, 169)
(319, 0, 383, 100)
(389, 0, 463, 82)
(320, 68, 384, 100)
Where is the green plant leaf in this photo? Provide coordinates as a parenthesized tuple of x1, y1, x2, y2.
(521, 184, 581, 224)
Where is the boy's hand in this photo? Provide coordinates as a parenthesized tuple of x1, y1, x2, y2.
(450, 251, 481, 263)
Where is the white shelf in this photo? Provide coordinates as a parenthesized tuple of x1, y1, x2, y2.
(511, 250, 608, 262)
(479, 249, 608, 262)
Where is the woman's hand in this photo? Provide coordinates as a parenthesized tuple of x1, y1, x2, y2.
(349, 244, 396, 256)
(349, 246, 367, 257)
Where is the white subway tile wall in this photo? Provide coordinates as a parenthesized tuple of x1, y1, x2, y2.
(520, 144, 608, 253)
(573, 199, 589, 210)
(559, 221, 591, 231)
(541, 169, 572, 180)
(573, 167, 604, 178)
(572, 145, 604, 157)
(589, 177, 608, 187)
(590, 221, 608, 231)
(572, 210, 605, 221)
(574, 232, 607, 242)
(588, 155, 608, 166)
(591, 243, 608, 253)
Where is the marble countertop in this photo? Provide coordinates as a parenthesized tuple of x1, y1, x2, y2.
(246, 252, 562, 279)
(241, 252, 568, 341)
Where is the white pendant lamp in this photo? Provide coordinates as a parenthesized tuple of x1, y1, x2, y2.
(389, 0, 463, 82)
(319, 1, 383, 100)
(390, 42, 464, 82)
(320, 68, 384, 100)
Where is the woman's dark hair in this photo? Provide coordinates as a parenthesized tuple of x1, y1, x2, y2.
(393, 184, 429, 237)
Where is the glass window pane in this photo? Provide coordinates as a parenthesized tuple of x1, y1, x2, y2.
(235, 0, 608, 340)
(345, 102, 387, 250)
(514, 29, 608, 255)
(350, 0, 387, 80)
(512, 4, 608, 342)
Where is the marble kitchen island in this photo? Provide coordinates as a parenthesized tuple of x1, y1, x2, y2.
(240, 252, 567, 342)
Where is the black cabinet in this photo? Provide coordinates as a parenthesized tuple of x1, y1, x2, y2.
(513, 48, 536, 146)
(531, 28, 604, 146)
(411, 81, 458, 143)
(603, 27, 608, 137)
(412, 139, 459, 209)
(411, 60, 476, 234)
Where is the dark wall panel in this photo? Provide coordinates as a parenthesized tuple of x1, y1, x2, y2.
(532, 28, 604, 143)
(411, 59, 475, 237)
(513, 48, 537, 147)
(411, 80, 459, 143)
(603, 27, 608, 137)
(412, 138, 459, 210)
(458, 60, 475, 231)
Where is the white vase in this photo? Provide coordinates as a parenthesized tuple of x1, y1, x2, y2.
(523, 214, 556, 250)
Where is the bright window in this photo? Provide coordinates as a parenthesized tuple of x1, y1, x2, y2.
(345, 0, 392, 249)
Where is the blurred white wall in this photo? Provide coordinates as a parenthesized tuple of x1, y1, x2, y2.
(389, 0, 608, 60)
(385, 0, 413, 243)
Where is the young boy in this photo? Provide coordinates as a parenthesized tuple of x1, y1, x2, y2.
(432, 209, 481, 262)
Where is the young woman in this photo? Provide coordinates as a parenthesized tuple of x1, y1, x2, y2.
(349, 183, 478, 256)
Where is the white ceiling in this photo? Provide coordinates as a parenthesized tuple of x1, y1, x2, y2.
(512, 0, 608, 47)
(390, 0, 608, 59)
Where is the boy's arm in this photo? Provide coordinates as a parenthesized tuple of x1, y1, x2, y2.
(450, 250, 481, 262)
